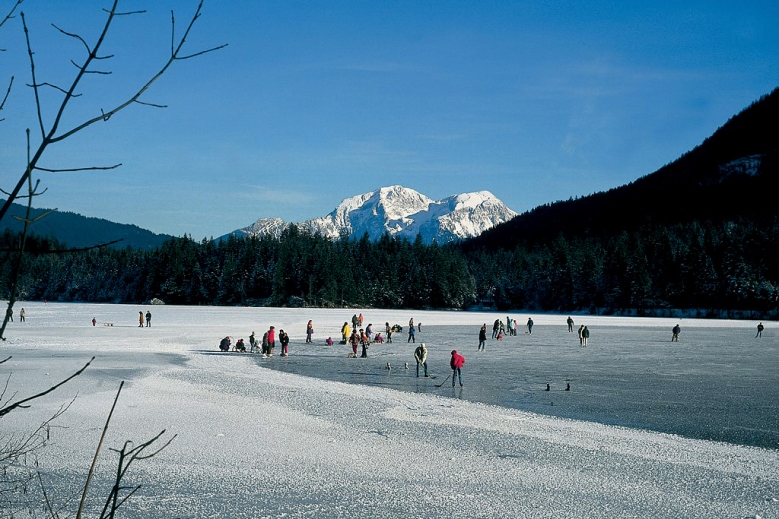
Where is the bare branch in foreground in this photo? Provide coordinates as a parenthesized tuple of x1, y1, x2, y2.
(0, 357, 94, 418)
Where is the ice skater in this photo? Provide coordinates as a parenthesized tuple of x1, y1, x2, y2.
(145, 310, 152, 327)
(408, 324, 416, 343)
(478, 324, 487, 351)
(756, 322, 764, 338)
(567, 316, 574, 332)
(581, 326, 590, 347)
(526, 317, 534, 334)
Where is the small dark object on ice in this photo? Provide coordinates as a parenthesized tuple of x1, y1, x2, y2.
(386, 362, 392, 370)
(404, 362, 409, 370)
(565, 382, 570, 391)
(545, 383, 550, 391)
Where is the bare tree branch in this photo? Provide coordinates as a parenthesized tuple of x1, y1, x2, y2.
(77, 380, 123, 519)
(21, 12, 46, 139)
(0, 0, 23, 32)
(0, 0, 226, 226)
(0, 76, 13, 120)
(35, 163, 121, 173)
(31, 80, 85, 95)
(0, 357, 93, 418)
(99, 428, 176, 518)
(52, 1, 227, 143)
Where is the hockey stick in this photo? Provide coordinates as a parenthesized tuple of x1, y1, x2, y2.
(435, 374, 451, 387)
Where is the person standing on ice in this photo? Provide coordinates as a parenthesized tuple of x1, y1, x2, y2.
(414, 343, 429, 377)
(350, 330, 359, 357)
(249, 332, 256, 353)
(138, 311, 144, 327)
(279, 329, 290, 356)
(341, 322, 350, 344)
(92, 317, 97, 327)
(567, 316, 574, 332)
(261, 331, 269, 355)
(358, 313, 364, 327)
(19, 308, 25, 322)
(365, 323, 373, 342)
(478, 324, 487, 351)
(407, 324, 416, 343)
(578, 324, 584, 345)
(671, 324, 681, 342)
(385, 322, 393, 343)
(352, 314, 359, 331)
(145, 310, 152, 327)
(450, 350, 465, 387)
(756, 322, 764, 338)
(306, 320, 314, 343)
(359, 329, 369, 358)
(267, 326, 276, 355)
(526, 317, 534, 334)
(492, 319, 500, 339)
(581, 326, 590, 347)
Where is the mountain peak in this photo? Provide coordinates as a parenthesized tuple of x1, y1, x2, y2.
(233, 186, 517, 243)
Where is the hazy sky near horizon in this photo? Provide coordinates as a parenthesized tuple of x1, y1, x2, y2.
(1, 0, 777, 239)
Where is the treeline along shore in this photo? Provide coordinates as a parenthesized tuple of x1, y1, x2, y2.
(2, 214, 778, 320)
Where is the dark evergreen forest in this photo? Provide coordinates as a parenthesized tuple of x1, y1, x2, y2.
(3, 215, 777, 319)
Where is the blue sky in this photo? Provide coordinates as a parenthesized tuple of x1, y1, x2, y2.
(1, 0, 777, 240)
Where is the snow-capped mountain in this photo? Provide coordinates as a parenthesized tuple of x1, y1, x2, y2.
(232, 186, 517, 244)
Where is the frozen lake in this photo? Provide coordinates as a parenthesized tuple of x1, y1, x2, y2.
(2, 303, 778, 518)
(267, 322, 779, 450)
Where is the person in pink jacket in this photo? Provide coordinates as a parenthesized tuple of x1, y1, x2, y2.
(267, 326, 276, 356)
(450, 350, 465, 387)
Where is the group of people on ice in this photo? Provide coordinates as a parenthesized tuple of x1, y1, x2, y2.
(481, 316, 590, 347)
(220, 326, 290, 357)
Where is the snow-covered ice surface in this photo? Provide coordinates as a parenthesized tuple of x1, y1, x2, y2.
(3, 303, 778, 518)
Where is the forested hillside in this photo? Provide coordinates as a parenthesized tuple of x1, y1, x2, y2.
(2, 215, 777, 318)
(466, 88, 779, 249)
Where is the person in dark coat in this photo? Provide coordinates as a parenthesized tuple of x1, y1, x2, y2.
(219, 336, 231, 352)
(567, 316, 574, 332)
(756, 322, 764, 338)
(306, 320, 314, 343)
(672, 324, 681, 342)
(450, 350, 465, 387)
(478, 324, 487, 351)
(279, 329, 290, 356)
(526, 317, 534, 334)
(581, 326, 590, 347)
(145, 310, 152, 327)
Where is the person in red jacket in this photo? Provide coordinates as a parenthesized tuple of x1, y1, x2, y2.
(450, 350, 465, 387)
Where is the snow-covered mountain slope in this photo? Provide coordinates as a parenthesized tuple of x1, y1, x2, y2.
(232, 185, 517, 244)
